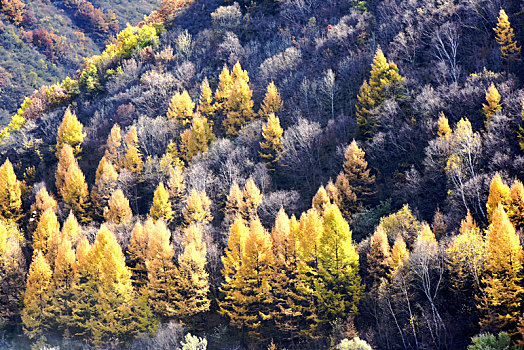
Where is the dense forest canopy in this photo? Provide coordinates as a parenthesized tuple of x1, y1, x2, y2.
(1, 0, 524, 349)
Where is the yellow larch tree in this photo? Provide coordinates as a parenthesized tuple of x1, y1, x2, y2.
(240, 178, 263, 221)
(91, 156, 119, 219)
(150, 182, 174, 223)
(29, 186, 57, 231)
(0, 158, 22, 223)
(172, 223, 210, 322)
(390, 234, 409, 274)
(214, 65, 233, 113)
(483, 84, 502, 124)
(55, 144, 76, 194)
(32, 207, 60, 261)
(312, 185, 331, 213)
(60, 151, 90, 223)
(367, 225, 392, 287)
(223, 76, 255, 137)
(197, 77, 216, 121)
(104, 124, 123, 170)
(56, 108, 85, 157)
(335, 140, 375, 217)
(224, 182, 244, 226)
(494, 9, 521, 61)
(123, 125, 144, 175)
(486, 172, 510, 221)
(0, 221, 26, 330)
(177, 115, 215, 164)
(21, 251, 53, 344)
(259, 113, 283, 170)
(167, 90, 195, 127)
(146, 219, 177, 319)
(508, 180, 524, 230)
(437, 112, 452, 137)
(61, 211, 82, 247)
(104, 189, 133, 225)
(127, 220, 149, 290)
(478, 204, 524, 334)
(258, 82, 283, 120)
(182, 189, 212, 226)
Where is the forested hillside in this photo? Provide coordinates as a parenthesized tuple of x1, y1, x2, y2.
(0, 0, 160, 117)
(0, 0, 524, 348)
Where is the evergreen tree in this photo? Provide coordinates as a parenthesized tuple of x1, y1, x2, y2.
(178, 115, 215, 164)
(258, 82, 283, 120)
(146, 219, 177, 319)
(494, 9, 521, 61)
(437, 112, 452, 137)
(259, 114, 283, 170)
(123, 125, 144, 175)
(224, 182, 244, 227)
(56, 108, 85, 157)
(32, 207, 60, 260)
(312, 186, 331, 213)
(223, 63, 254, 136)
(316, 203, 362, 331)
(366, 226, 391, 287)
(214, 65, 233, 113)
(150, 182, 174, 223)
(104, 124, 124, 171)
(356, 47, 404, 139)
(240, 178, 263, 221)
(197, 77, 216, 121)
(127, 220, 149, 290)
(71, 224, 138, 346)
(104, 189, 133, 225)
(61, 211, 82, 247)
(483, 84, 502, 124)
(21, 251, 53, 344)
(0, 158, 22, 222)
(0, 222, 26, 330)
(182, 190, 212, 226)
(487, 172, 510, 221)
(335, 140, 375, 217)
(508, 180, 524, 230)
(173, 223, 210, 322)
(478, 204, 524, 334)
(167, 90, 195, 127)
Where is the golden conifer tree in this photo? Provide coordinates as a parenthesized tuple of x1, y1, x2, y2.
(55, 144, 76, 194)
(367, 226, 391, 287)
(316, 203, 362, 330)
(71, 224, 137, 345)
(311, 186, 330, 214)
(59, 150, 90, 222)
(487, 172, 510, 221)
(173, 223, 210, 322)
(61, 211, 81, 247)
(259, 113, 283, 170)
(447, 212, 486, 313)
(29, 186, 57, 231)
(508, 180, 524, 230)
(240, 178, 263, 221)
(390, 234, 409, 274)
(167, 90, 195, 126)
(483, 84, 502, 124)
(197, 77, 216, 121)
(167, 164, 186, 206)
(91, 156, 119, 219)
(223, 77, 255, 137)
(56, 108, 85, 157)
(182, 189, 212, 226)
(104, 124, 123, 170)
(150, 182, 174, 223)
(104, 189, 133, 225)
(478, 204, 524, 334)
(335, 140, 375, 217)
(437, 112, 452, 137)
(123, 125, 144, 175)
(224, 182, 244, 226)
(258, 82, 283, 120)
(146, 219, 177, 318)
(214, 65, 233, 113)
(0, 158, 22, 222)
(127, 220, 149, 290)
(494, 9, 521, 61)
(32, 207, 60, 260)
(178, 115, 215, 164)
(0, 221, 26, 329)
(356, 47, 404, 139)
(21, 251, 53, 343)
